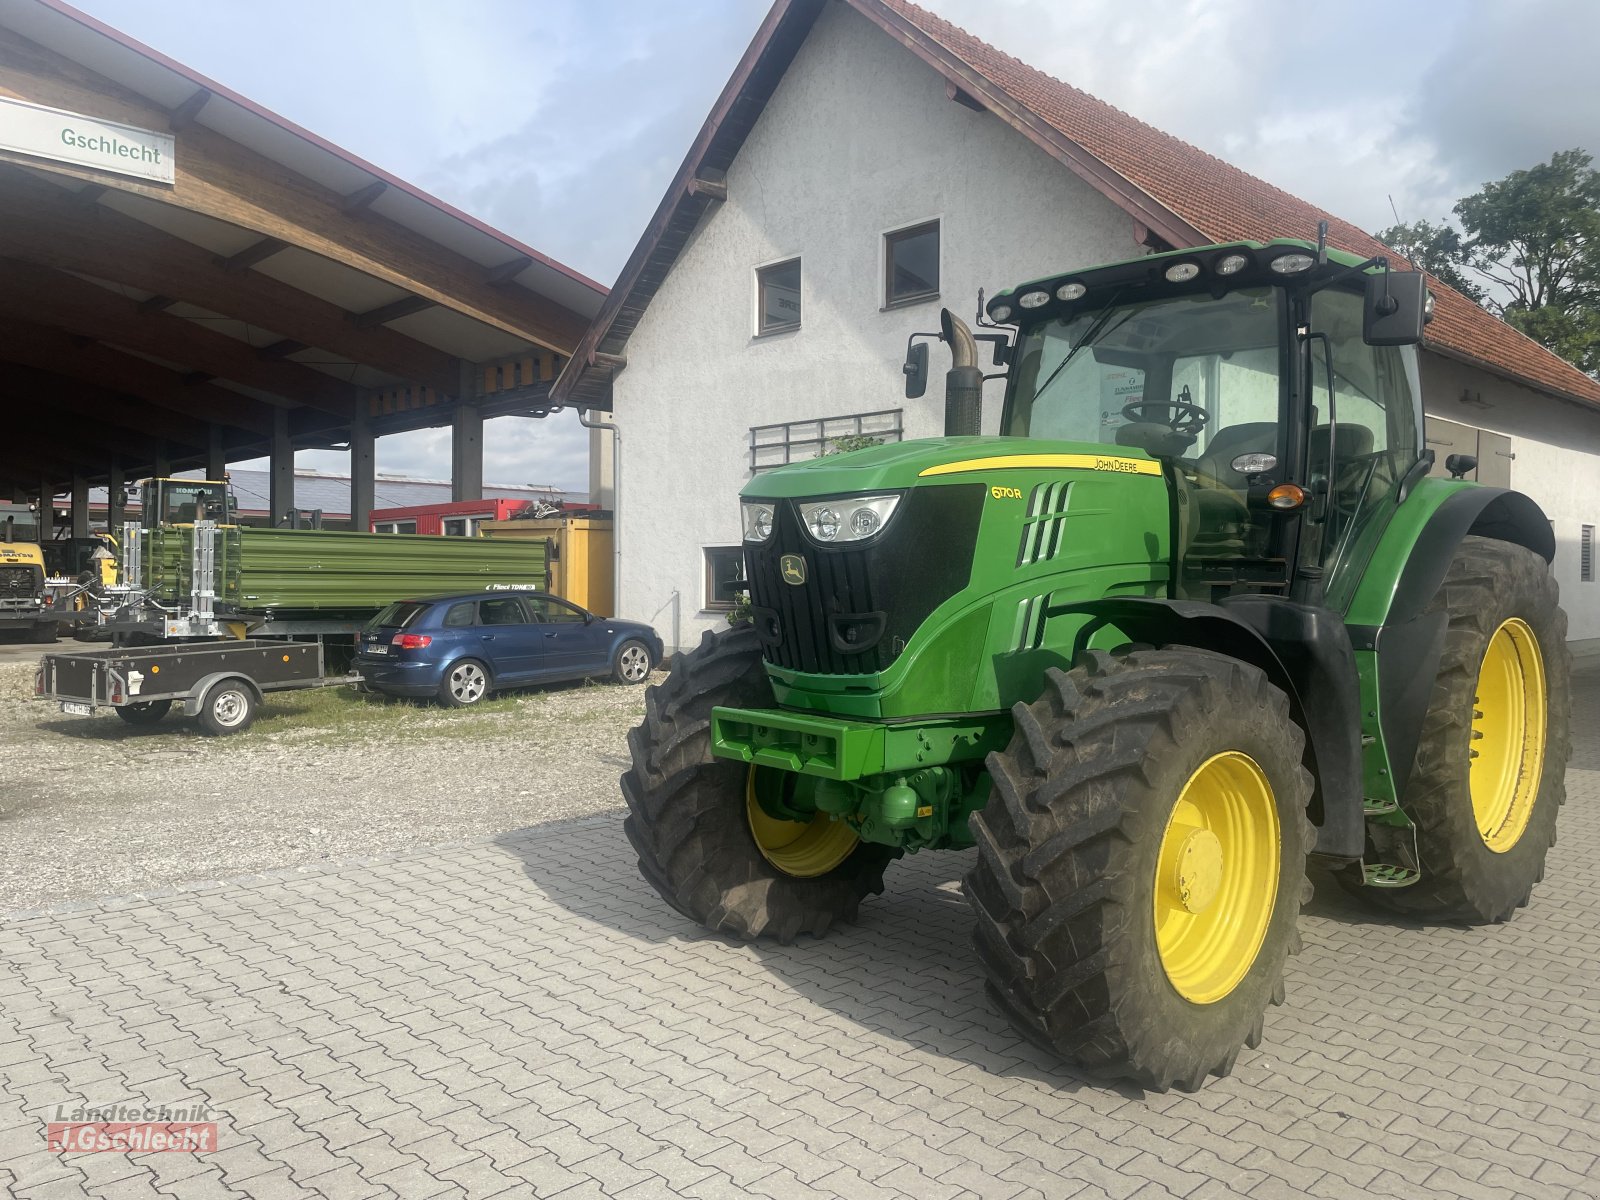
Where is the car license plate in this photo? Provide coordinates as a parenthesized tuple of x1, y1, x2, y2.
(60, 701, 92, 716)
(366, 644, 388, 655)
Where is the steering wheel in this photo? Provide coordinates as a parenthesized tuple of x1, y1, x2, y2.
(1121, 398, 1209, 439)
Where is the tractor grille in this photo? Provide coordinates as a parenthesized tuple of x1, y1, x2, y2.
(745, 485, 983, 675)
(0, 565, 40, 599)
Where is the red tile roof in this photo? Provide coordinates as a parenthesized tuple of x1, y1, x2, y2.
(870, 0, 1600, 408)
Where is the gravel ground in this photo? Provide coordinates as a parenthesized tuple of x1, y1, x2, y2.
(0, 662, 653, 914)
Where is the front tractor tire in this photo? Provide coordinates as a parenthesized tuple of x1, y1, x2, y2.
(967, 648, 1314, 1092)
(621, 624, 896, 942)
(1352, 535, 1570, 923)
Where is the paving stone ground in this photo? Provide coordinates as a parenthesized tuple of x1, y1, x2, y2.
(2, 667, 1597, 1200)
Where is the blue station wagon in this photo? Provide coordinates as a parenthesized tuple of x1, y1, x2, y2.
(355, 591, 664, 706)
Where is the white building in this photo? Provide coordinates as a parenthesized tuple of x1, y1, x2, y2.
(555, 0, 1600, 655)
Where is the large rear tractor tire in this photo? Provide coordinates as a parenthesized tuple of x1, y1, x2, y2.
(622, 624, 896, 942)
(966, 648, 1314, 1092)
(1350, 536, 1569, 923)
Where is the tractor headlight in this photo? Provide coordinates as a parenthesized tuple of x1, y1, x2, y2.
(741, 501, 776, 543)
(798, 494, 900, 544)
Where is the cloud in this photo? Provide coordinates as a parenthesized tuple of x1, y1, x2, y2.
(1404, 0, 1600, 194)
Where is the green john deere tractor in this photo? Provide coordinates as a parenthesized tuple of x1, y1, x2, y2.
(622, 237, 1570, 1091)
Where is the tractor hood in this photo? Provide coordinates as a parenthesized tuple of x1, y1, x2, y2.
(740, 436, 1160, 499)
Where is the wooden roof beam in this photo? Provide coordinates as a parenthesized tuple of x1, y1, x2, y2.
(688, 170, 728, 202)
(339, 180, 387, 215)
(351, 295, 436, 329)
(0, 317, 275, 434)
(0, 258, 358, 415)
(217, 236, 289, 274)
(486, 256, 532, 285)
(167, 86, 212, 131)
(0, 364, 213, 446)
(0, 167, 460, 394)
(0, 31, 590, 353)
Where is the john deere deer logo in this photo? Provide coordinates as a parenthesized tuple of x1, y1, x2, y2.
(780, 554, 807, 586)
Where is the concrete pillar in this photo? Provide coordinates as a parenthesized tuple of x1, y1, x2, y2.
(37, 479, 52, 541)
(349, 404, 375, 531)
(269, 408, 294, 525)
(71, 472, 90, 538)
(451, 361, 483, 502)
(206, 424, 227, 482)
(107, 461, 125, 536)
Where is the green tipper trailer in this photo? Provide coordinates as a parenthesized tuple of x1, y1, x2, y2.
(141, 525, 547, 617)
(86, 478, 548, 645)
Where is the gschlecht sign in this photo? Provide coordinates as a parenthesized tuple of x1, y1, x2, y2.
(0, 95, 174, 185)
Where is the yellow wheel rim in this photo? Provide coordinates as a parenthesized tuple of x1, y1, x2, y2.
(1471, 618, 1547, 854)
(745, 768, 858, 878)
(1153, 751, 1280, 1005)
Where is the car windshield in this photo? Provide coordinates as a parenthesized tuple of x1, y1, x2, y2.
(1004, 287, 1283, 458)
(369, 601, 429, 630)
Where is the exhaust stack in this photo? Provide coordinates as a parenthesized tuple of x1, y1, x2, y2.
(940, 308, 982, 437)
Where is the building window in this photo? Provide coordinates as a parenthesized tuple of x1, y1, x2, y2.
(704, 546, 747, 611)
(757, 258, 801, 335)
(884, 220, 939, 307)
(750, 409, 904, 472)
(443, 517, 481, 537)
(374, 520, 416, 534)
(1583, 524, 1595, 582)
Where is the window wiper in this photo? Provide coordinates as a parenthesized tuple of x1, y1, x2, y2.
(1030, 289, 1131, 405)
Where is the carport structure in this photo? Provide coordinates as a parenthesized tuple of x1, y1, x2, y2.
(0, 0, 605, 537)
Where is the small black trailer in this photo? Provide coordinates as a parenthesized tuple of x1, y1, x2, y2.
(35, 640, 331, 735)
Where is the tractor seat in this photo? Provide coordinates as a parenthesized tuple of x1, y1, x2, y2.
(1309, 424, 1375, 475)
(1194, 422, 1279, 490)
(1188, 422, 1278, 539)
(1115, 422, 1194, 459)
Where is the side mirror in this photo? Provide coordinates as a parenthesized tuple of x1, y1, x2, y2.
(1363, 270, 1427, 346)
(1445, 453, 1477, 480)
(902, 342, 928, 399)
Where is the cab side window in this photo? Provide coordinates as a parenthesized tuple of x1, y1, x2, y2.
(1310, 288, 1423, 606)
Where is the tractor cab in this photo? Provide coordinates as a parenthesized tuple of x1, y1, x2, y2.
(138, 478, 236, 528)
(988, 239, 1429, 606)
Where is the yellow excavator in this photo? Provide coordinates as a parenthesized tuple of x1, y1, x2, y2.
(0, 539, 59, 643)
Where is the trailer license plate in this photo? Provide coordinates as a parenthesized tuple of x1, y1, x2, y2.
(60, 702, 92, 716)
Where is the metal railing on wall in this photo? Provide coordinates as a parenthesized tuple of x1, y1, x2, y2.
(748, 408, 903, 473)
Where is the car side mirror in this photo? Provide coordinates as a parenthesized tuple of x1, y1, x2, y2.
(583, 611, 595, 624)
(903, 342, 929, 399)
(1363, 270, 1427, 346)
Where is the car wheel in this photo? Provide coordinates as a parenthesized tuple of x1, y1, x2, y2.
(439, 658, 490, 707)
(612, 639, 653, 685)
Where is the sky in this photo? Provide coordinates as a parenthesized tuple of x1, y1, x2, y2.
(68, 0, 1600, 494)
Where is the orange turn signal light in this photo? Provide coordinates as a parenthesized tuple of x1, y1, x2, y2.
(1267, 483, 1308, 510)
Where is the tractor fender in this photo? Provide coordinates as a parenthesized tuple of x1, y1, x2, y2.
(1385, 487, 1553, 631)
(1347, 486, 1553, 802)
(181, 672, 264, 717)
(1063, 595, 1364, 861)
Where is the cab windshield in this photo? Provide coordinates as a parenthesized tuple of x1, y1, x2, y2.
(1004, 287, 1283, 458)
(144, 481, 232, 526)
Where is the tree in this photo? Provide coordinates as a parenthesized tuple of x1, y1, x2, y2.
(1457, 149, 1600, 375)
(1375, 149, 1600, 376)
(1374, 219, 1485, 302)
